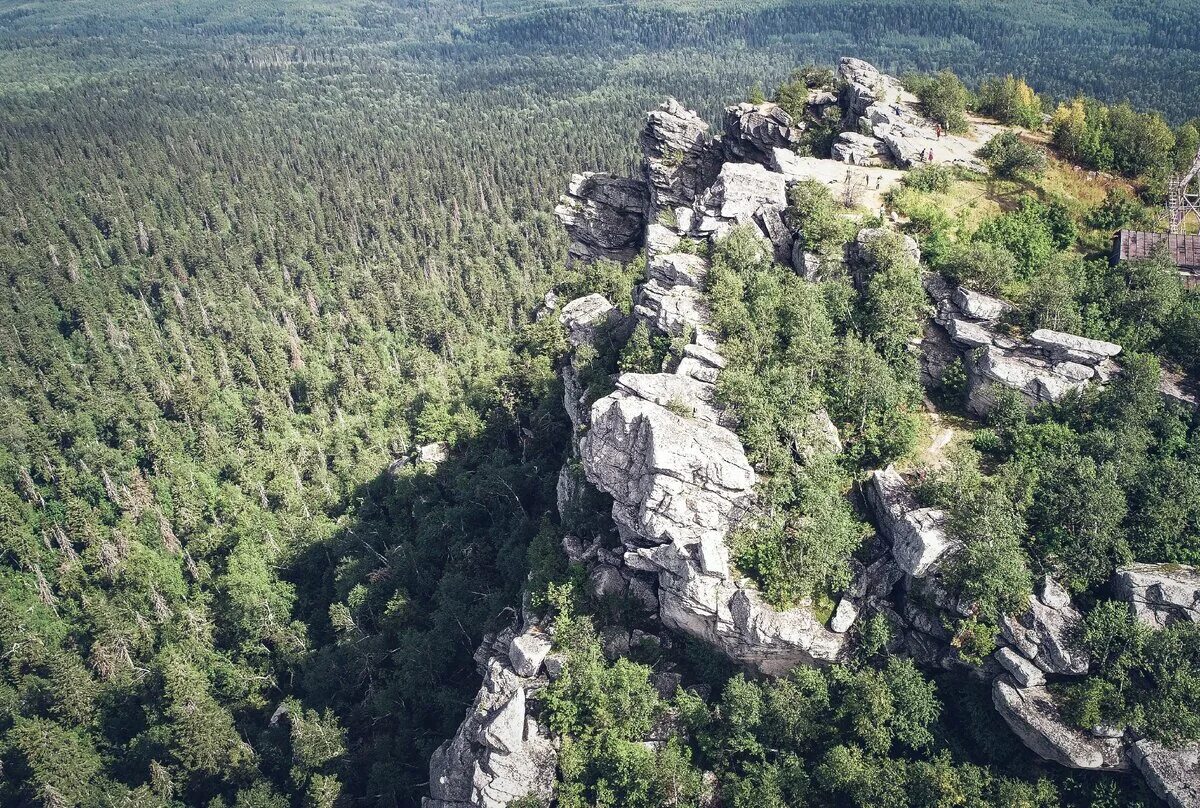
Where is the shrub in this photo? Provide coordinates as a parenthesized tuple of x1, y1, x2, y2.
(977, 130, 1047, 179)
(787, 180, 855, 258)
(942, 482, 1033, 625)
(938, 241, 1018, 295)
(903, 70, 970, 133)
(902, 164, 955, 194)
(1087, 187, 1153, 231)
(972, 197, 1061, 277)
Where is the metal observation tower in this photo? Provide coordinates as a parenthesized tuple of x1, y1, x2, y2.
(1169, 144, 1200, 234)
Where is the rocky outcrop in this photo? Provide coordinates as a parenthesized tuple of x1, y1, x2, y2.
(425, 625, 557, 808)
(558, 294, 623, 443)
(831, 131, 889, 166)
(995, 646, 1046, 688)
(723, 102, 803, 165)
(926, 279, 1121, 414)
(866, 466, 956, 577)
(838, 57, 891, 130)
(559, 293, 619, 348)
(695, 162, 787, 234)
(635, 254, 713, 342)
(1000, 576, 1088, 676)
(641, 99, 722, 215)
(1131, 739, 1200, 808)
(581, 369, 851, 673)
(1113, 563, 1200, 629)
(992, 676, 1129, 771)
(556, 173, 648, 262)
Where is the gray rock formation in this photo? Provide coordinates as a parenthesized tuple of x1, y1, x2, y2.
(426, 627, 557, 808)
(1131, 739, 1200, 808)
(724, 102, 803, 165)
(838, 57, 889, 129)
(866, 466, 957, 577)
(583, 382, 850, 670)
(556, 172, 648, 263)
(635, 253, 712, 340)
(1113, 563, 1200, 629)
(953, 287, 1009, 321)
(831, 131, 889, 166)
(696, 161, 788, 234)
(927, 280, 1122, 414)
(559, 293, 618, 348)
(641, 98, 721, 214)
(573, 230, 854, 671)
(509, 629, 554, 678)
(995, 646, 1046, 688)
(992, 676, 1129, 771)
(1000, 576, 1088, 675)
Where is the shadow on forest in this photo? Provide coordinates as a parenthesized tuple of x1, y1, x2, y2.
(281, 393, 571, 807)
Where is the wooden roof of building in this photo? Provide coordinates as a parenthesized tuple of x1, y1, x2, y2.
(1113, 230, 1200, 270)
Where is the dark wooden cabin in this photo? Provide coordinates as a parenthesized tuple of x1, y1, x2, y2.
(1112, 230, 1200, 289)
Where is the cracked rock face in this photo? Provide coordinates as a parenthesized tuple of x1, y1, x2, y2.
(831, 131, 889, 166)
(723, 102, 803, 165)
(696, 162, 787, 233)
(555, 172, 648, 262)
(425, 629, 557, 808)
(1131, 739, 1200, 808)
(928, 281, 1123, 414)
(559, 293, 618, 349)
(580, 367, 850, 672)
(1114, 563, 1200, 629)
(838, 57, 888, 129)
(641, 98, 722, 213)
(995, 646, 1046, 688)
(866, 466, 957, 577)
(992, 676, 1129, 771)
(1000, 576, 1088, 675)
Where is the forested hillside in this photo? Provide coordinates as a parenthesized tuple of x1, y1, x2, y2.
(1, 1, 1198, 806)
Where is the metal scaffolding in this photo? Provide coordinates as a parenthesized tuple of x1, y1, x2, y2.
(1169, 144, 1200, 234)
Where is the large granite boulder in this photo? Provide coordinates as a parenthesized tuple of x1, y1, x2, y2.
(426, 640, 557, 808)
(831, 131, 889, 166)
(635, 253, 712, 339)
(559, 293, 618, 348)
(696, 162, 788, 234)
(724, 102, 804, 165)
(1131, 739, 1200, 808)
(992, 676, 1129, 771)
(995, 646, 1046, 688)
(555, 173, 648, 263)
(1029, 329, 1122, 365)
(928, 281, 1124, 415)
(838, 57, 889, 129)
(581, 380, 752, 552)
(953, 287, 1009, 321)
(1113, 563, 1200, 629)
(641, 98, 722, 213)
(866, 466, 957, 577)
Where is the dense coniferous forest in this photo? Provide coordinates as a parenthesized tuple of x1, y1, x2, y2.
(2, 1, 1199, 806)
